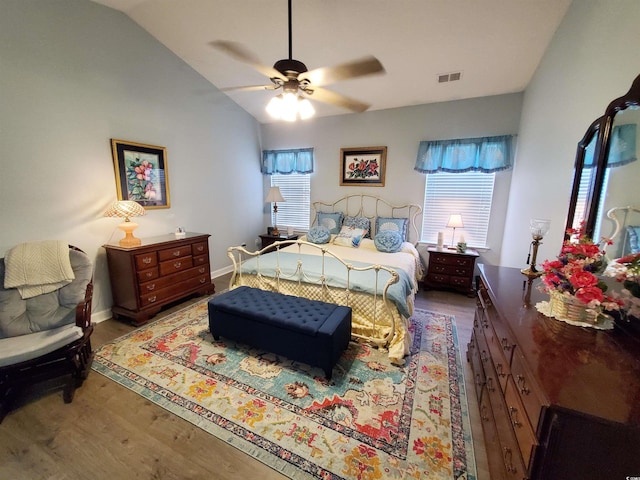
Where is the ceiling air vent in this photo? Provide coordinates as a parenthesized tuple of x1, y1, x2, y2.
(437, 71, 462, 83)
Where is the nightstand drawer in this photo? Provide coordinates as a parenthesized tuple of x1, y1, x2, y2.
(430, 253, 475, 268)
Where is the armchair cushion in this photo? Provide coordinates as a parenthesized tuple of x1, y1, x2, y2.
(0, 248, 92, 338)
(0, 324, 83, 367)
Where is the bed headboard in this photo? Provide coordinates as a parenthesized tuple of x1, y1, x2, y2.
(606, 205, 640, 258)
(311, 194, 422, 244)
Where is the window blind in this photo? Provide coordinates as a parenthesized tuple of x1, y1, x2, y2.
(270, 173, 311, 231)
(421, 172, 495, 248)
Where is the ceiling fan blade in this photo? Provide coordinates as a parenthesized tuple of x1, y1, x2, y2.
(308, 87, 370, 113)
(209, 40, 286, 81)
(220, 84, 280, 92)
(299, 56, 385, 87)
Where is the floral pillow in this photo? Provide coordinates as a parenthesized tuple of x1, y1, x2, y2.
(374, 230, 403, 253)
(375, 217, 409, 242)
(343, 216, 371, 238)
(307, 225, 331, 244)
(333, 226, 367, 248)
(317, 212, 344, 234)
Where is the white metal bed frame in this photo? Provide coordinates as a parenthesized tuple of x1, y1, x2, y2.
(227, 195, 422, 361)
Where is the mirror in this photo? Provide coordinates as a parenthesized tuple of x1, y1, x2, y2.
(566, 73, 640, 247)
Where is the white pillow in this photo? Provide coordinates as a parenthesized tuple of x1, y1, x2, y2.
(333, 226, 367, 248)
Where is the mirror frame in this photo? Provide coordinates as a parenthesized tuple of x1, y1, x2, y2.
(566, 73, 640, 239)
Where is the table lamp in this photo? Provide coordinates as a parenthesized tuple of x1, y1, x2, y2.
(104, 200, 146, 247)
(446, 214, 464, 247)
(265, 187, 285, 236)
(521, 218, 551, 278)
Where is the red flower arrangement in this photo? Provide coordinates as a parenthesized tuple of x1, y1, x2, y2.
(540, 225, 621, 311)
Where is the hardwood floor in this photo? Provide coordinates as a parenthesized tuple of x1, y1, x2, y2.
(0, 275, 489, 480)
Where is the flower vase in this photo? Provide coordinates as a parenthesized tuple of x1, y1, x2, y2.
(548, 291, 600, 326)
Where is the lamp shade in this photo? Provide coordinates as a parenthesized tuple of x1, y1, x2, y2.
(446, 214, 464, 229)
(265, 187, 285, 203)
(529, 218, 551, 237)
(104, 201, 146, 247)
(104, 200, 146, 221)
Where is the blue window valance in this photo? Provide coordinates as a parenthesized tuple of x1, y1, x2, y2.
(584, 124, 637, 168)
(261, 148, 314, 175)
(414, 135, 515, 174)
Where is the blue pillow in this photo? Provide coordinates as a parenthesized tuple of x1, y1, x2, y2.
(344, 216, 370, 237)
(627, 226, 640, 254)
(307, 225, 331, 244)
(317, 212, 344, 234)
(375, 217, 408, 242)
(374, 230, 403, 253)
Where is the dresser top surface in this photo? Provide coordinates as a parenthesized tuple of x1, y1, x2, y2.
(479, 264, 640, 426)
(104, 232, 209, 251)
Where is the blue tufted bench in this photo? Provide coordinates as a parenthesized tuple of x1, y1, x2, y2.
(208, 286, 351, 379)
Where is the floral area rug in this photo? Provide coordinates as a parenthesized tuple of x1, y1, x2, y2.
(92, 299, 476, 480)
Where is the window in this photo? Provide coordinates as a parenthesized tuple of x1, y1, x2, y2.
(421, 171, 495, 248)
(270, 173, 311, 231)
(572, 167, 610, 240)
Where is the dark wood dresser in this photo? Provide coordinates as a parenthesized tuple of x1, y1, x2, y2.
(104, 232, 214, 325)
(423, 247, 478, 296)
(468, 264, 640, 480)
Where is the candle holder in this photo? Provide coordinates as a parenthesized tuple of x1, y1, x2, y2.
(521, 218, 551, 278)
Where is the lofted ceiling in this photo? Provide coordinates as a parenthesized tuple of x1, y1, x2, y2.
(91, 0, 572, 124)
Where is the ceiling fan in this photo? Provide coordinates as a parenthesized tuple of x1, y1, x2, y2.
(210, 0, 385, 118)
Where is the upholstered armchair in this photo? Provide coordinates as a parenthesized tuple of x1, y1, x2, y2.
(0, 244, 94, 422)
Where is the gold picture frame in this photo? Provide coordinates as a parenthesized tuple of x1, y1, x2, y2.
(340, 146, 387, 186)
(111, 139, 171, 209)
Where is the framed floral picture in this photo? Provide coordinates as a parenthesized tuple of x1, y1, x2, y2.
(340, 146, 387, 186)
(111, 139, 171, 209)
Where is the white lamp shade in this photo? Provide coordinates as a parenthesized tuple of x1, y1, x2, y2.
(529, 218, 551, 237)
(265, 186, 285, 203)
(446, 214, 464, 229)
(104, 200, 146, 221)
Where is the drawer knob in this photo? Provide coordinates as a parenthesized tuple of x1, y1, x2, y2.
(197, 246, 204, 252)
(173, 251, 181, 257)
(174, 262, 181, 269)
(146, 272, 153, 278)
(509, 406, 522, 428)
(148, 295, 157, 303)
(146, 284, 156, 291)
(496, 363, 506, 378)
(199, 278, 206, 284)
(199, 267, 205, 273)
(516, 374, 530, 395)
(486, 376, 495, 392)
(143, 257, 152, 264)
(481, 404, 490, 422)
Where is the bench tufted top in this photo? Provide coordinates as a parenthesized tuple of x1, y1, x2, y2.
(209, 286, 347, 336)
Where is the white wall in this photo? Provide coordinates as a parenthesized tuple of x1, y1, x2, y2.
(261, 93, 523, 267)
(501, 0, 640, 267)
(0, 0, 263, 320)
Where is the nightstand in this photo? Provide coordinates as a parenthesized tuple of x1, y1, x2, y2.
(423, 247, 479, 296)
(259, 233, 299, 251)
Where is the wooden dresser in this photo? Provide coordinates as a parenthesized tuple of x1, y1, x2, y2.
(423, 247, 478, 296)
(468, 265, 640, 480)
(104, 232, 214, 325)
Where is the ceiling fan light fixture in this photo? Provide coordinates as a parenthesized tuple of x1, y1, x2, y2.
(265, 92, 315, 121)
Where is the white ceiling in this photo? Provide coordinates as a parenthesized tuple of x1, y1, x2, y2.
(91, 0, 572, 124)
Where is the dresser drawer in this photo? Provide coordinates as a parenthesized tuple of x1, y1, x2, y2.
(485, 322, 511, 392)
(192, 241, 208, 256)
(511, 351, 546, 432)
(137, 267, 159, 283)
(140, 265, 210, 294)
(135, 252, 158, 270)
(158, 244, 192, 262)
(505, 376, 538, 468)
(159, 256, 194, 276)
(469, 330, 486, 400)
(194, 253, 209, 266)
(430, 253, 474, 268)
(139, 273, 210, 307)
